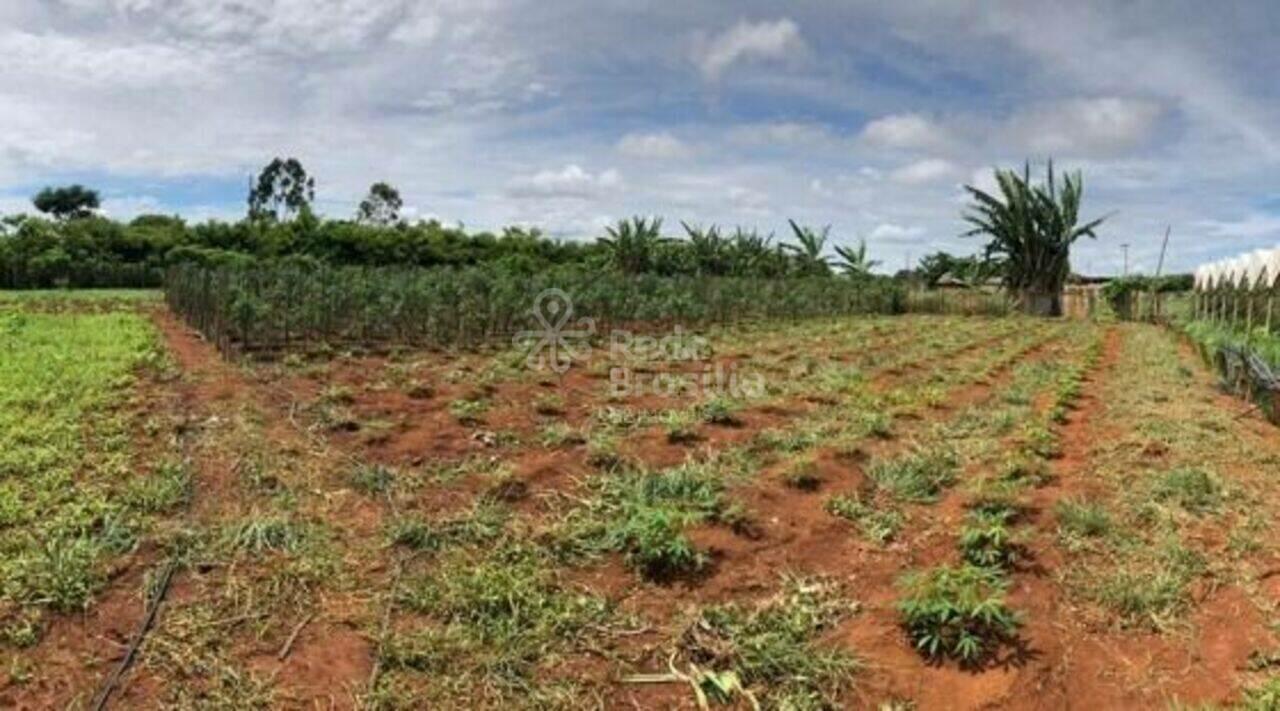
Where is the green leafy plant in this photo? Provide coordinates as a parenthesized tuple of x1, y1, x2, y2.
(897, 564, 1021, 663)
(958, 509, 1020, 569)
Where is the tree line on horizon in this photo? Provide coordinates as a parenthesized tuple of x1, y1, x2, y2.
(2, 156, 1128, 316)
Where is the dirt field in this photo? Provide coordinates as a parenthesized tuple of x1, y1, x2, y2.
(4, 298, 1280, 709)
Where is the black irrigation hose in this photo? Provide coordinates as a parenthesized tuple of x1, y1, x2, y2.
(89, 557, 179, 711)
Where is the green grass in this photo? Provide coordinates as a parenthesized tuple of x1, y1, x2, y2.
(1152, 467, 1223, 514)
(0, 311, 169, 636)
(1055, 498, 1112, 542)
(0, 289, 161, 304)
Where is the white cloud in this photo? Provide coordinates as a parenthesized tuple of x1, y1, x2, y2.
(1197, 213, 1280, 241)
(695, 18, 805, 80)
(1009, 97, 1163, 158)
(869, 222, 925, 243)
(860, 113, 951, 152)
(507, 164, 621, 200)
(890, 158, 959, 185)
(729, 121, 833, 146)
(617, 132, 689, 159)
(727, 185, 769, 212)
(390, 11, 441, 45)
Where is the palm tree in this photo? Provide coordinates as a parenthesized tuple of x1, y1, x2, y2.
(833, 239, 880, 278)
(963, 160, 1106, 316)
(784, 220, 833, 276)
(681, 222, 729, 276)
(600, 216, 668, 275)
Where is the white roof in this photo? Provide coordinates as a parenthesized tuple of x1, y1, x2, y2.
(1267, 248, 1280, 288)
(1245, 250, 1269, 287)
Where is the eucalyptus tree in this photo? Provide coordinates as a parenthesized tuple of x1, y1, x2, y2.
(357, 182, 403, 225)
(247, 157, 315, 222)
(963, 160, 1106, 316)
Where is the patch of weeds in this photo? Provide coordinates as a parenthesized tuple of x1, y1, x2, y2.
(858, 411, 893, 439)
(449, 398, 489, 425)
(897, 564, 1020, 664)
(781, 458, 822, 491)
(679, 576, 857, 708)
(868, 446, 958, 503)
(13, 537, 102, 612)
(349, 462, 396, 496)
(396, 542, 611, 685)
(123, 460, 192, 513)
(318, 384, 356, 406)
(538, 421, 586, 448)
(386, 502, 508, 552)
(1152, 467, 1222, 514)
(752, 427, 821, 455)
(533, 394, 564, 416)
(1055, 498, 1111, 544)
(825, 493, 903, 544)
(225, 514, 308, 554)
(697, 396, 742, 426)
(585, 431, 624, 470)
(1092, 539, 1205, 630)
(660, 409, 700, 444)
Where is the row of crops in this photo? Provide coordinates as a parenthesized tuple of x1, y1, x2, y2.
(164, 263, 910, 357)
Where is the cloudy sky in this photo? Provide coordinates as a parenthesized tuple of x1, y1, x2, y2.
(3, 1, 1280, 274)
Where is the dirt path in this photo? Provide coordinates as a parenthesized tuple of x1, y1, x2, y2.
(105, 311, 385, 708)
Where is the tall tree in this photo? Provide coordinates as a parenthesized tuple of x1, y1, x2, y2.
(963, 160, 1106, 316)
(357, 182, 403, 225)
(32, 185, 100, 220)
(247, 158, 315, 222)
